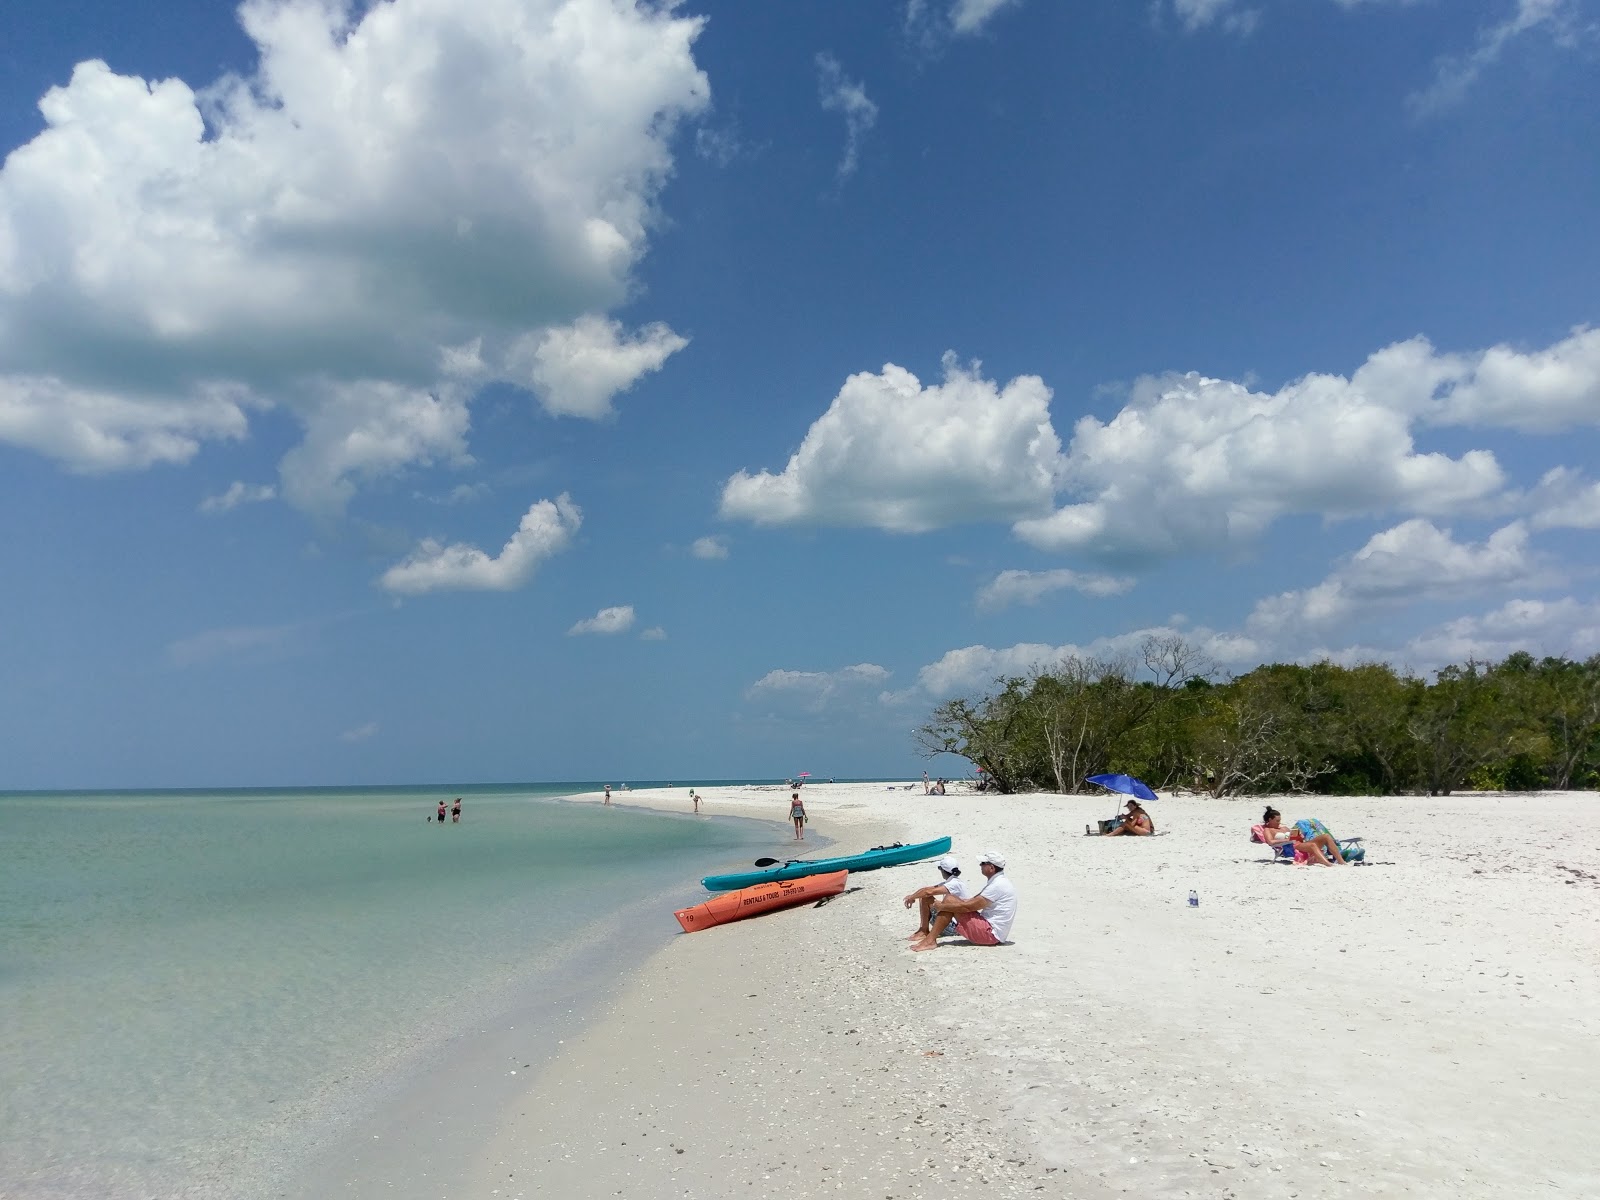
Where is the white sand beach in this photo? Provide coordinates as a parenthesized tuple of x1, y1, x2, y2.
(469, 782, 1599, 1199)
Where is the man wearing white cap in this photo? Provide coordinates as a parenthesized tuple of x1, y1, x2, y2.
(908, 850, 1017, 952)
(901, 855, 971, 940)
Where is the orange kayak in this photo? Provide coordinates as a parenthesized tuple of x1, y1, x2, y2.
(674, 869, 848, 933)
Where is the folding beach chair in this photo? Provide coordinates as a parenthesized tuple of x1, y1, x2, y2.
(1250, 824, 1298, 863)
(1250, 824, 1365, 863)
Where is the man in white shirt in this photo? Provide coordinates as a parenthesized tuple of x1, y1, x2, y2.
(901, 855, 970, 940)
(908, 850, 1017, 951)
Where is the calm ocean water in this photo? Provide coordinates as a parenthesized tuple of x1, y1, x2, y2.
(0, 782, 777, 1199)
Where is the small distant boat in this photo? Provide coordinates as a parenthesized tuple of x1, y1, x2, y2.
(674, 870, 848, 933)
(700, 835, 952, 892)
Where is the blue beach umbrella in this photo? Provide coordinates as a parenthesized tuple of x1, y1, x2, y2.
(1086, 773, 1158, 812)
(1086, 773, 1158, 825)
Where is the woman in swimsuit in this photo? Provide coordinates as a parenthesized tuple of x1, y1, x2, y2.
(1260, 806, 1346, 865)
(1104, 799, 1154, 835)
(451, 798, 462, 823)
(789, 791, 806, 841)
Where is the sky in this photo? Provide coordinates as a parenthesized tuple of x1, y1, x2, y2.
(1, 0, 1598, 789)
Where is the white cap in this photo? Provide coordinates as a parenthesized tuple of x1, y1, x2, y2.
(937, 855, 960, 873)
(979, 849, 1007, 870)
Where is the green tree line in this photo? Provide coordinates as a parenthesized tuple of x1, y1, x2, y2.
(914, 636, 1600, 797)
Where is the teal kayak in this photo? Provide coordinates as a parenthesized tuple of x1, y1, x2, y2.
(701, 836, 953, 892)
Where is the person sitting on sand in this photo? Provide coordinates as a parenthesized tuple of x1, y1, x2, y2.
(909, 851, 1017, 951)
(902, 855, 971, 939)
(789, 791, 806, 840)
(1104, 798, 1153, 836)
(1260, 806, 1347, 865)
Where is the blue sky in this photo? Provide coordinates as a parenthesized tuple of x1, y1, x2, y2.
(2, 0, 1597, 788)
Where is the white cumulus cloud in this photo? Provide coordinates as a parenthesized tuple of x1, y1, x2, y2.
(0, 0, 707, 510)
(379, 493, 581, 594)
(1528, 468, 1600, 530)
(0, 376, 250, 472)
(1015, 340, 1513, 562)
(976, 568, 1135, 611)
(568, 604, 637, 636)
(640, 625, 667, 641)
(1246, 519, 1542, 640)
(720, 353, 1061, 533)
(1417, 326, 1600, 433)
(1401, 596, 1600, 664)
(278, 381, 473, 515)
(508, 315, 689, 420)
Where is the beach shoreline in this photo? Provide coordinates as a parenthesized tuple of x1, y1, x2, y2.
(457, 781, 1599, 1199)
(273, 797, 800, 1200)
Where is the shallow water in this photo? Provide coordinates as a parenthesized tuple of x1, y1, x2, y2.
(0, 784, 770, 1199)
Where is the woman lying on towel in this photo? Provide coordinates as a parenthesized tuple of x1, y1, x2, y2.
(1260, 806, 1348, 865)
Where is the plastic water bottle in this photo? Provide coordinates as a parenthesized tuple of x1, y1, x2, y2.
(1188, 889, 1199, 908)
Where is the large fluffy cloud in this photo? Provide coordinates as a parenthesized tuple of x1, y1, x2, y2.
(1016, 370, 1502, 562)
(0, 0, 705, 510)
(1246, 519, 1542, 640)
(725, 329, 1596, 566)
(720, 353, 1061, 533)
(378, 493, 580, 594)
(1418, 326, 1600, 432)
(1017, 328, 1600, 562)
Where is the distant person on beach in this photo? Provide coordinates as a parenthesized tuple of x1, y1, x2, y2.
(1260, 806, 1347, 865)
(923, 770, 930, 794)
(690, 789, 701, 814)
(902, 855, 970, 939)
(789, 791, 807, 840)
(436, 800, 447, 824)
(1104, 798, 1153, 836)
(604, 784, 611, 806)
(451, 797, 462, 823)
(909, 851, 1017, 951)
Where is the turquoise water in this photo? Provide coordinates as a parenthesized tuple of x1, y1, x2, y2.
(0, 783, 774, 1199)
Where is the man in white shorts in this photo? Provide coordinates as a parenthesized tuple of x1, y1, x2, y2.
(908, 850, 1016, 951)
(902, 855, 970, 940)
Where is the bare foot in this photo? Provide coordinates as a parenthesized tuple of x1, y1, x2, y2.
(909, 938, 939, 952)
(906, 929, 928, 939)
